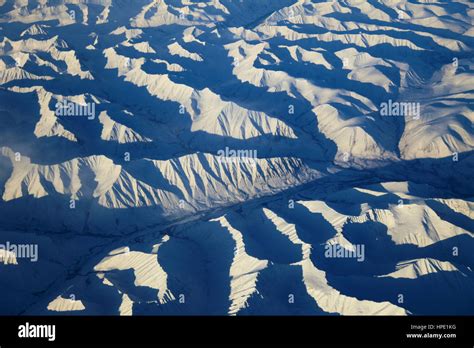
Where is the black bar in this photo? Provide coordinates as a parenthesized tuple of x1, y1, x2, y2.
(0, 316, 473, 346)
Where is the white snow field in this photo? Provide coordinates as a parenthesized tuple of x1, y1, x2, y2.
(0, 0, 473, 315)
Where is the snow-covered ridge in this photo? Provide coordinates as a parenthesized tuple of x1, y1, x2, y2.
(0, 0, 472, 316)
(9, 180, 472, 315)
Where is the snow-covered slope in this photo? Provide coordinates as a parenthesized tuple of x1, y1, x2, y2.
(0, 0, 473, 315)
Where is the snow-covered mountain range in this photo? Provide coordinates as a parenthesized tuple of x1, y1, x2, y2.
(0, 0, 473, 315)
